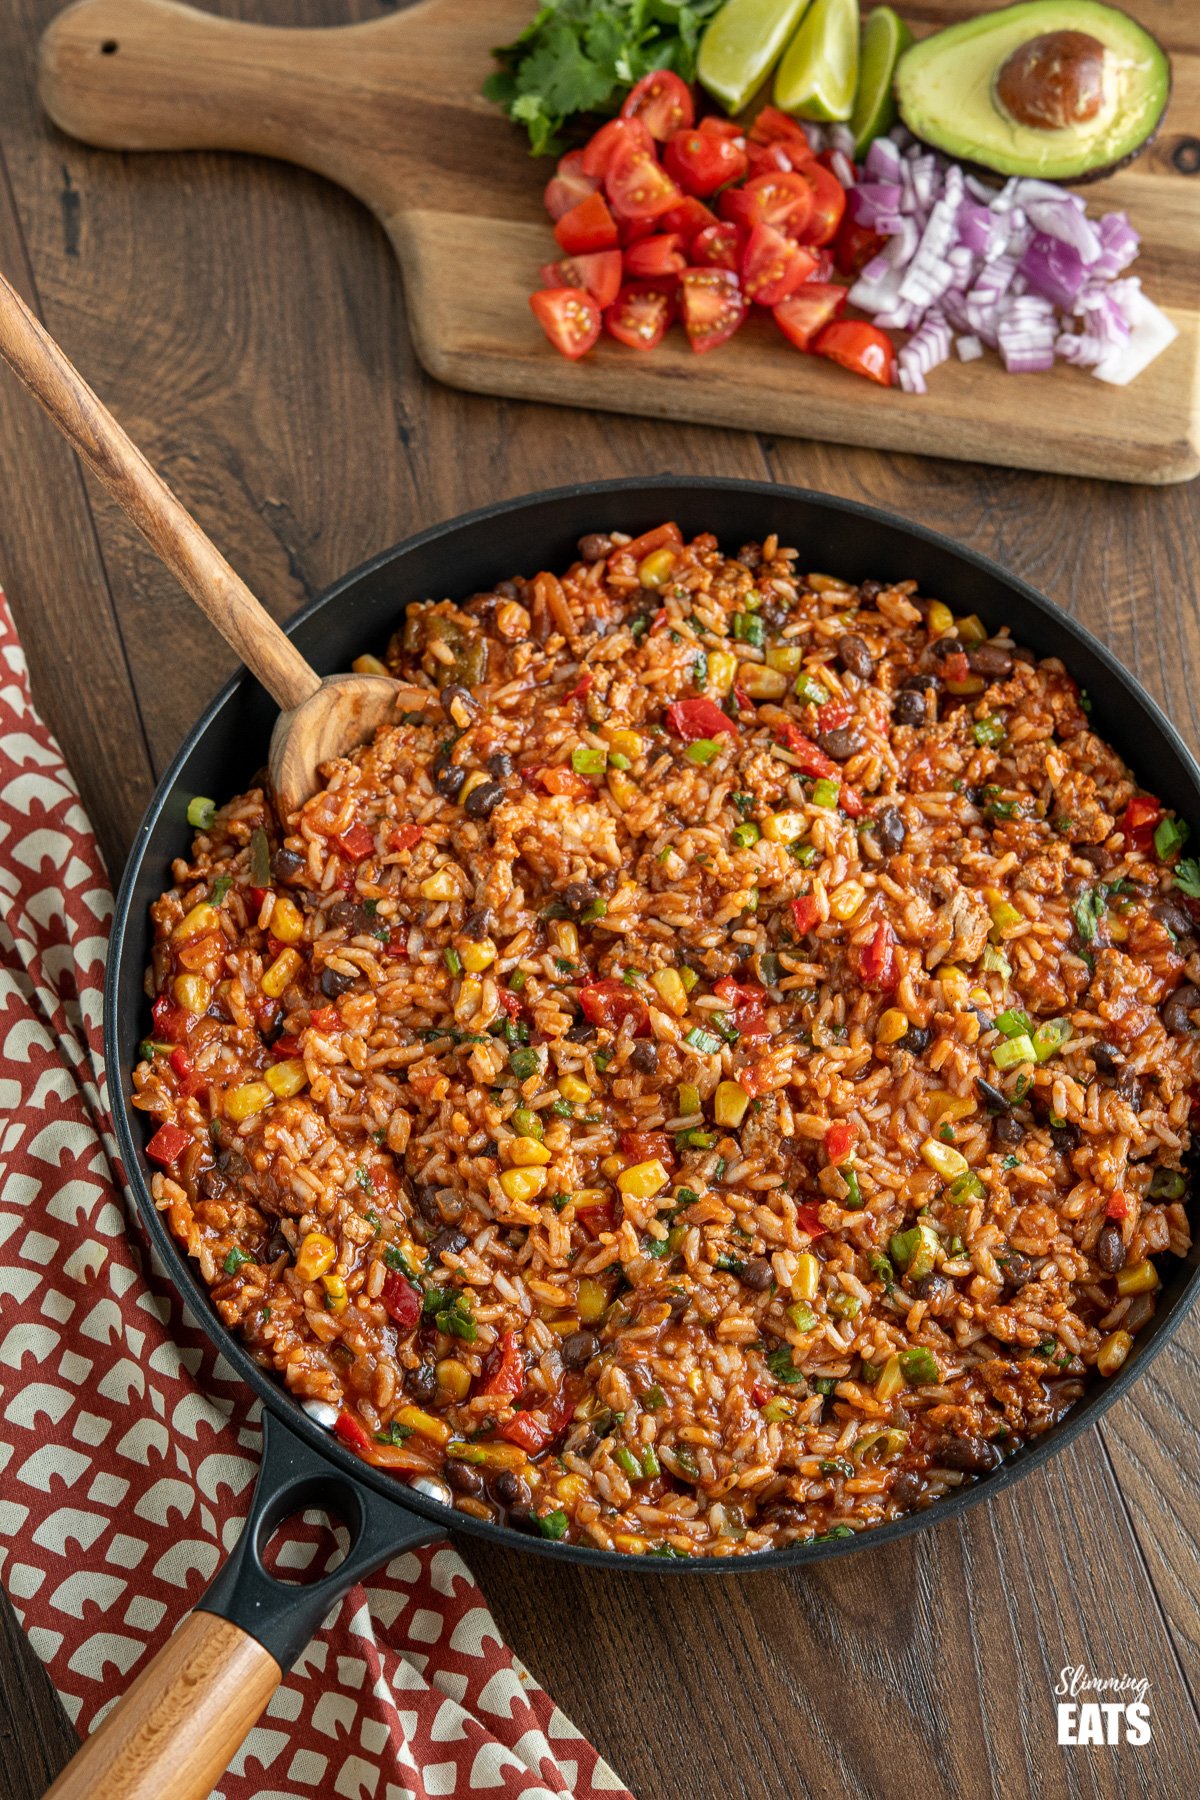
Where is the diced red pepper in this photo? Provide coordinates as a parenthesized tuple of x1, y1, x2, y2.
(497, 1380, 576, 1455)
(145, 1123, 191, 1169)
(579, 978, 650, 1035)
(567, 671, 593, 700)
(333, 1410, 373, 1456)
(169, 1046, 207, 1099)
(477, 1329, 526, 1400)
(385, 927, 409, 959)
(732, 681, 753, 713)
(750, 1381, 772, 1407)
(648, 607, 671, 636)
(791, 895, 821, 935)
(151, 995, 188, 1044)
(840, 784, 866, 819)
(773, 720, 838, 777)
(824, 1120, 857, 1164)
(941, 652, 971, 684)
(526, 764, 597, 800)
(247, 885, 269, 913)
(816, 699, 853, 733)
(388, 824, 425, 854)
(858, 922, 898, 993)
(617, 522, 683, 563)
(499, 989, 523, 1020)
(1105, 1190, 1131, 1221)
(576, 1197, 618, 1238)
(794, 1202, 827, 1238)
(272, 1034, 302, 1059)
(381, 1271, 422, 1331)
(310, 1006, 340, 1031)
(333, 822, 375, 862)
(1121, 795, 1162, 849)
(618, 1130, 675, 1165)
(713, 975, 770, 1045)
(664, 696, 737, 742)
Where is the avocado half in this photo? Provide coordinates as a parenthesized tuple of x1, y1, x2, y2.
(894, 0, 1171, 183)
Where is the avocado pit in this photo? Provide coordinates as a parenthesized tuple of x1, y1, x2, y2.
(995, 30, 1106, 132)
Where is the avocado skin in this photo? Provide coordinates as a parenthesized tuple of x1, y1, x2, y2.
(894, 1, 1172, 186)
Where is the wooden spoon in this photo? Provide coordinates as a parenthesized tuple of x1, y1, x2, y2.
(0, 271, 420, 819)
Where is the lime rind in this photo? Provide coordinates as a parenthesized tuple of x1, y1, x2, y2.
(850, 7, 914, 155)
(698, 0, 814, 115)
(775, 0, 861, 123)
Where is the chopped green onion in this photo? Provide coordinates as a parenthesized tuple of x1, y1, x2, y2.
(900, 1348, 939, 1385)
(691, 654, 708, 690)
(684, 738, 722, 766)
(787, 1301, 817, 1332)
(187, 796, 216, 830)
(680, 966, 699, 992)
(641, 1444, 661, 1479)
(510, 1106, 543, 1141)
(644, 1385, 667, 1410)
(889, 1222, 938, 1281)
(973, 716, 1006, 748)
(948, 1170, 985, 1203)
(715, 1251, 745, 1276)
(811, 778, 840, 809)
(537, 1509, 569, 1540)
(1154, 816, 1188, 861)
(829, 1293, 861, 1319)
(375, 1421, 414, 1445)
(840, 1167, 865, 1210)
(1031, 1018, 1072, 1063)
(791, 841, 819, 867)
(249, 827, 271, 887)
(794, 672, 830, 707)
(1072, 888, 1106, 943)
(614, 1445, 642, 1480)
(676, 1128, 717, 1150)
(731, 821, 761, 849)
(711, 1011, 740, 1045)
(995, 1009, 1032, 1038)
(1149, 1167, 1186, 1199)
(508, 970, 527, 992)
(609, 752, 631, 770)
(571, 745, 607, 776)
(443, 947, 462, 976)
(1174, 858, 1200, 898)
(210, 875, 233, 905)
(223, 1245, 254, 1275)
(766, 1346, 806, 1384)
(509, 1047, 540, 1080)
(733, 612, 765, 647)
(992, 1033, 1036, 1070)
(684, 1026, 723, 1055)
(981, 944, 1010, 976)
(867, 1251, 894, 1289)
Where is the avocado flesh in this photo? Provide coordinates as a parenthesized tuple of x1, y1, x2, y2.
(894, 0, 1170, 182)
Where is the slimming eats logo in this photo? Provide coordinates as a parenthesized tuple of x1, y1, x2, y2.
(1056, 1665, 1151, 1745)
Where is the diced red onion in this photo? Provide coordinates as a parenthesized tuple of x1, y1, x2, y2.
(827, 124, 857, 162)
(956, 335, 984, 362)
(1019, 234, 1088, 309)
(1093, 290, 1178, 386)
(1023, 196, 1102, 264)
(827, 148, 857, 190)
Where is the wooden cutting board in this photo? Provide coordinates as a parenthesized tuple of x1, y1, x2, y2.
(37, 0, 1200, 483)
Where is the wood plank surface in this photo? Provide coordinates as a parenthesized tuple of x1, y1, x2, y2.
(33, 0, 1200, 483)
(1, 3, 1199, 1798)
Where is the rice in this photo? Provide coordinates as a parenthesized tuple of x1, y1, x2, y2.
(133, 523, 1197, 1557)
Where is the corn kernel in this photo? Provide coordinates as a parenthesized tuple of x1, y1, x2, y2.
(793, 1252, 820, 1301)
(927, 600, 954, 635)
(600, 1154, 623, 1179)
(500, 1166, 548, 1202)
(970, 987, 990, 1006)
(945, 674, 986, 697)
(395, 1404, 452, 1446)
(958, 1013, 981, 1047)
(617, 1158, 669, 1200)
(1097, 1329, 1133, 1377)
(460, 939, 497, 973)
(638, 547, 677, 588)
(607, 727, 644, 761)
(262, 947, 303, 999)
(552, 920, 579, 959)
(172, 902, 219, 943)
(1116, 1260, 1158, 1298)
(738, 664, 789, 701)
(351, 652, 389, 676)
(436, 1358, 472, 1401)
(454, 977, 483, 1024)
(765, 642, 805, 675)
(920, 1137, 969, 1180)
(420, 868, 458, 901)
(447, 1438, 528, 1470)
(677, 1081, 701, 1117)
(713, 1080, 750, 1128)
(955, 613, 988, 645)
(577, 1278, 609, 1324)
(172, 973, 212, 1016)
(651, 967, 689, 1016)
(556, 1473, 588, 1506)
(269, 896, 305, 944)
(225, 1079, 274, 1122)
(558, 1074, 591, 1105)
(459, 771, 489, 805)
(613, 1534, 647, 1555)
(762, 810, 806, 843)
(295, 1231, 336, 1282)
(608, 768, 638, 811)
(707, 650, 737, 696)
(265, 1058, 308, 1099)
(507, 1136, 552, 1168)
(929, 1092, 976, 1124)
(939, 965, 969, 1008)
(829, 880, 866, 922)
(876, 1009, 909, 1046)
(875, 1354, 904, 1401)
(321, 1272, 348, 1315)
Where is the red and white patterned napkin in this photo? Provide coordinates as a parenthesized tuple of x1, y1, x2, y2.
(0, 591, 634, 1800)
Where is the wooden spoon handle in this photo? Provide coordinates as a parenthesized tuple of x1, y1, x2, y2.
(0, 272, 319, 713)
(41, 1612, 280, 1800)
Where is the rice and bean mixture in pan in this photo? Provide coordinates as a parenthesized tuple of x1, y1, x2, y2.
(135, 524, 1198, 1557)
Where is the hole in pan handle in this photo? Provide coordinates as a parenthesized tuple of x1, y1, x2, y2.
(40, 1410, 443, 1800)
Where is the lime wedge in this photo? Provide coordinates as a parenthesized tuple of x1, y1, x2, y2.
(698, 0, 813, 116)
(850, 6, 913, 156)
(774, 0, 860, 122)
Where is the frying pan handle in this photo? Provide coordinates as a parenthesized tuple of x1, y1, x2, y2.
(41, 1409, 443, 1800)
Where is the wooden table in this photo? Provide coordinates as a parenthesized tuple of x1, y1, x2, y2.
(1, 3, 1198, 1795)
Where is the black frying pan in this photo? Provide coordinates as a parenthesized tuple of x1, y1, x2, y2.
(77, 477, 1200, 1800)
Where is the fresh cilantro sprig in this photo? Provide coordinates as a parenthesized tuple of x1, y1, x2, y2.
(1175, 857, 1200, 898)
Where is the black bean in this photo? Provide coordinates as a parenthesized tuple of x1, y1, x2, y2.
(1051, 1124, 1080, 1155)
(993, 1115, 1025, 1145)
(578, 533, 613, 562)
(1076, 843, 1116, 870)
(434, 760, 467, 802)
(565, 1017, 596, 1043)
(740, 1256, 774, 1292)
(320, 965, 355, 999)
(409, 1363, 439, 1405)
(894, 689, 927, 727)
(759, 1499, 808, 1532)
(445, 1460, 484, 1497)
(487, 750, 513, 780)
(976, 1077, 1010, 1112)
(935, 1433, 1002, 1474)
(929, 635, 964, 662)
(1011, 644, 1037, 665)
(505, 1508, 542, 1536)
(461, 906, 494, 941)
(464, 780, 504, 820)
(817, 726, 865, 761)
(1116, 1074, 1143, 1110)
(431, 1228, 468, 1259)
(875, 804, 907, 853)
(1092, 1041, 1122, 1073)
(1001, 1248, 1036, 1289)
(1152, 898, 1195, 940)
(491, 1470, 530, 1508)
(667, 1290, 690, 1322)
(859, 579, 883, 602)
(629, 1041, 659, 1074)
(890, 1470, 925, 1507)
(270, 848, 306, 884)
(902, 671, 942, 693)
(911, 1272, 950, 1308)
(329, 899, 375, 935)
(563, 879, 600, 915)
(1097, 1223, 1126, 1275)
(441, 683, 477, 716)
(837, 633, 874, 680)
(968, 642, 1014, 679)
(410, 1183, 443, 1223)
(562, 1329, 600, 1368)
(900, 1024, 931, 1055)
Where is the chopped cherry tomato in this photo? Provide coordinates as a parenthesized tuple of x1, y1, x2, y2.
(576, 1197, 618, 1238)
(773, 283, 847, 350)
(692, 222, 743, 272)
(580, 116, 654, 180)
(309, 1005, 340, 1030)
(332, 822, 375, 861)
(1121, 795, 1163, 848)
(554, 190, 619, 255)
(618, 1130, 675, 1165)
(388, 823, 425, 853)
(385, 926, 409, 959)
(664, 126, 748, 197)
(664, 694, 737, 740)
(478, 1329, 525, 1400)
(333, 1410, 373, 1456)
(713, 976, 770, 1044)
(621, 69, 694, 141)
(567, 670, 593, 699)
(751, 1381, 772, 1407)
(620, 522, 683, 561)
(623, 232, 686, 281)
(271, 1034, 301, 1059)
(699, 116, 746, 142)
(145, 1123, 191, 1169)
(941, 651, 971, 683)
(247, 885, 269, 912)
(816, 698, 854, 732)
(658, 194, 718, 244)
(527, 762, 597, 798)
(605, 279, 675, 351)
(169, 1045, 207, 1099)
(794, 1202, 827, 1238)
(540, 249, 623, 310)
(1106, 1190, 1131, 1221)
(840, 784, 866, 819)
(381, 1271, 422, 1331)
(497, 1378, 579, 1455)
(746, 139, 801, 179)
(720, 171, 813, 238)
(858, 922, 899, 992)
(680, 266, 746, 354)
(774, 720, 838, 775)
(825, 1120, 857, 1164)
(499, 988, 523, 1020)
(791, 895, 821, 935)
(812, 320, 896, 387)
(543, 151, 600, 222)
(579, 978, 650, 1035)
(740, 223, 818, 306)
(151, 994, 188, 1043)
(530, 288, 602, 361)
(606, 141, 682, 226)
(792, 161, 847, 247)
(834, 214, 887, 278)
(749, 106, 815, 155)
